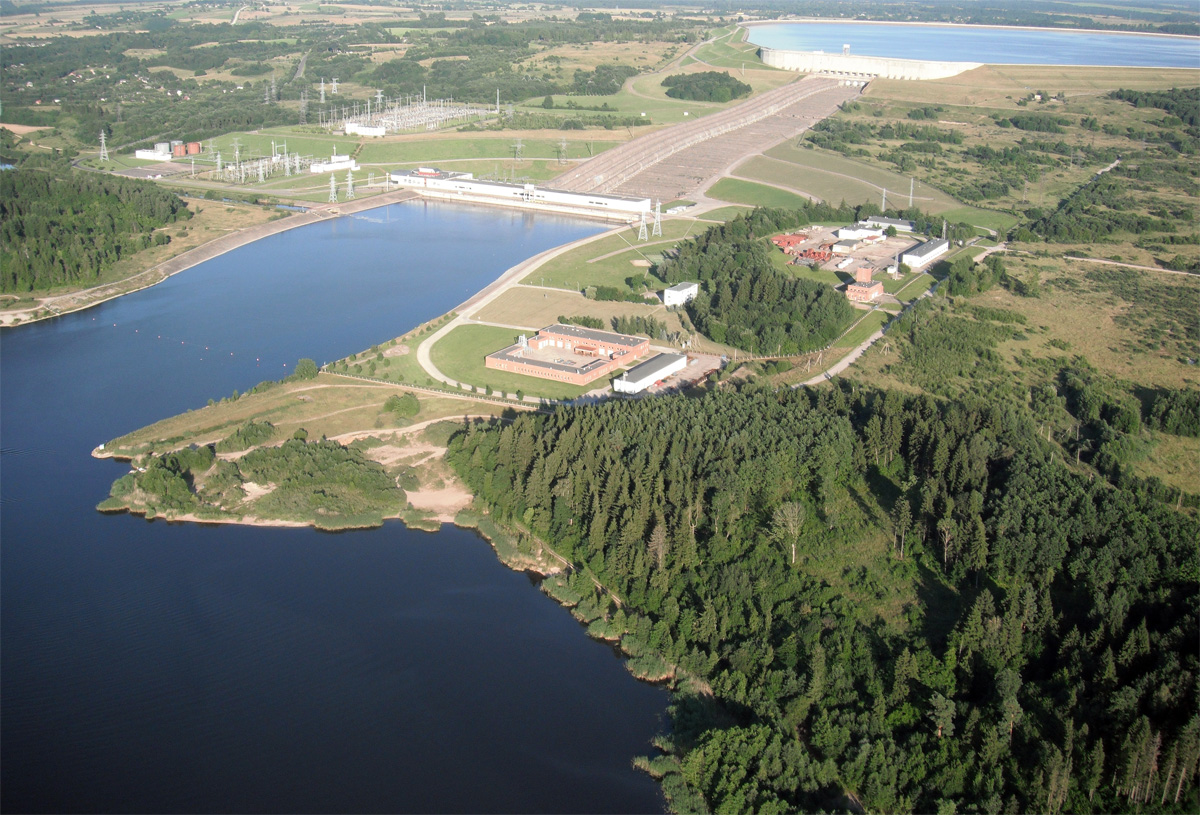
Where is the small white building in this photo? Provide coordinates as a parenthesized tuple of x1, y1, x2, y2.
(613, 353, 688, 394)
(663, 281, 699, 307)
(901, 238, 950, 268)
(858, 216, 917, 233)
(835, 226, 884, 241)
(310, 153, 359, 173)
(134, 149, 172, 162)
(832, 239, 860, 255)
(345, 122, 386, 137)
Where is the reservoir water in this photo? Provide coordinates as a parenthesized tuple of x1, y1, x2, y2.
(747, 21, 1200, 68)
(0, 200, 669, 813)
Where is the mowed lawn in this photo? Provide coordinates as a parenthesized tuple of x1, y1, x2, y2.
(429, 324, 595, 400)
(707, 178, 816, 210)
(471, 286, 681, 333)
(523, 219, 704, 290)
(835, 309, 890, 348)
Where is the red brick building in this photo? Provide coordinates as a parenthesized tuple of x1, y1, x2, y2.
(485, 324, 650, 385)
(846, 266, 885, 303)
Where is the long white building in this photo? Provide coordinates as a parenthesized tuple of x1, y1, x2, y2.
(613, 353, 688, 394)
(901, 237, 950, 268)
(311, 153, 359, 173)
(389, 168, 651, 221)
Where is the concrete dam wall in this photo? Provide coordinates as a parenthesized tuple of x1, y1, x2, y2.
(760, 47, 980, 80)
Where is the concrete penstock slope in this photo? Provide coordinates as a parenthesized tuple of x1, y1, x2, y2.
(552, 75, 862, 203)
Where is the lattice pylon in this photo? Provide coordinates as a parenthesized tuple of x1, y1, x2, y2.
(651, 201, 662, 237)
(329, 174, 338, 203)
(345, 169, 355, 200)
(98, 130, 109, 162)
(638, 213, 648, 242)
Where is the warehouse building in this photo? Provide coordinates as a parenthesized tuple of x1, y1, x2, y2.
(485, 324, 649, 386)
(613, 353, 688, 394)
(858, 216, 917, 233)
(901, 237, 950, 268)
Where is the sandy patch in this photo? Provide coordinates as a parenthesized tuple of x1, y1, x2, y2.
(241, 481, 275, 500)
(405, 483, 473, 522)
(363, 442, 442, 467)
(630, 259, 652, 267)
(383, 343, 411, 358)
(0, 123, 50, 135)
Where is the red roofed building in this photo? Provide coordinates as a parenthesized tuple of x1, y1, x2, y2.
(770, 233, 808, 252)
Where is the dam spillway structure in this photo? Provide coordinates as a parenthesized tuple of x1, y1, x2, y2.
(758, 44, 981, 81)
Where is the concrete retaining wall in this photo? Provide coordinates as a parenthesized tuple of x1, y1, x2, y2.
(760, 47, 980, 80)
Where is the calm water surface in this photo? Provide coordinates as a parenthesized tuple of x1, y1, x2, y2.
(1, 200, 668, 813)
(748, 21, 1200, 68)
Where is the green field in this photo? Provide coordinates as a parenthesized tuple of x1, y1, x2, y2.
(429, 324, 596, 400)
(835, 309, 890, 348)
(706, 177, 816, 210)
(523, 220, 704, 290)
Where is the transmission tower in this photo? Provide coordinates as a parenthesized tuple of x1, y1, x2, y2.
(329, 174, 338, 203)
(367, 171, 375, 187)
(511, 138, 523, 162)
(556, 137, 568, 165)
(638, 212, 648, 242)
(98, 130, 109, 162)
(320, 78, 326, 104)
(270, 73, 277, 102)
(216, 151, 222, 172)
(331, 77, 339, 94)
(376, 88, 383, 108)
(299, 90, 308, 125)
(232, 138, 241, 165)
(652, 200, 662, 237)
(264, 82, 271, 105)
(257, 160, 265, 184)
(345, 169, 355, 199)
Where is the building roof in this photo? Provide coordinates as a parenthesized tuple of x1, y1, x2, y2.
(620, 353, 687, 384)
(904, 238, 950, 259)
(860, 216, 917, 230)
(666, 282, 698, 293)
(487, 346, 610, 376)
(543, 323, 645, 348)
(392, 169, 649, 206)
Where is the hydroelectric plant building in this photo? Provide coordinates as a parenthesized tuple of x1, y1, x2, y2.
(485, 324, 650, 386)
(389, 168, 651, 221)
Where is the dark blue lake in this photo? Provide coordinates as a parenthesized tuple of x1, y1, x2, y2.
(748, 21, 1200, 68)
(0, 200, 668, 813)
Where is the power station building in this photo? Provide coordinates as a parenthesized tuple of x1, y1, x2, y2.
(390, 168, 651, 221)
(663, 282, 699, 307)
(485, 324, 650, 386)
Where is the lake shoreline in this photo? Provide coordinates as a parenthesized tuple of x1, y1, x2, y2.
(0, 189, 422, 328)
(741, 18, 1200, 42)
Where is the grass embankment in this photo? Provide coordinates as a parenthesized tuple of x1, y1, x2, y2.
(97, 373, 511, 530)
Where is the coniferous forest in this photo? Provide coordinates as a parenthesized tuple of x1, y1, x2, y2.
(0, 161, 191, 292)
(657, 208, 858, 354)
(448, 384, 1199, 813)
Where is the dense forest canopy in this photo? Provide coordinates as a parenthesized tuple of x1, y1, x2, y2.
(656, 207, 861, 354)
(0, 157, 191, 292)
(448, 381, 1199, 814)
(661, 71, 752, 103)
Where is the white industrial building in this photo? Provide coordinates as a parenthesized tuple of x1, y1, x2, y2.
(832, 239, 860, 255)
(134, 149, 172, 161)
(311, 153, 359, 173)
(389, 167, 651, 221)
(613, 353, 688, 394)
(901, 237, 950, 268)
(663, 281, 699, 307)
(834, 226, 884, 241)
(345, 122, 386, 137)
(858, 216, 917, 233)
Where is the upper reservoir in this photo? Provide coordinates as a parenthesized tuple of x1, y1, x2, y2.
(747, 21, 1200, 68)
(0, 200, 669, 813)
